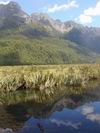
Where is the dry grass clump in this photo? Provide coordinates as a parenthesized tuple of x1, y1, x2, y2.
(0, 64, 100, 93)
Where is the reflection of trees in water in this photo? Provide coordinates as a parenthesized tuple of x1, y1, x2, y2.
(6, 83, 100, 116)
(0, 105, 23, 131)
(0, 81, 100, 131)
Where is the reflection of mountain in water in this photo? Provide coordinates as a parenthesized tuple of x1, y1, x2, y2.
(0, 82, 100, 132)
(6, 82, 100, 118)
(17, 101, 100, 133)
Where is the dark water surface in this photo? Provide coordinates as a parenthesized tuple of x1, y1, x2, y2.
(0, 82, 100, 133)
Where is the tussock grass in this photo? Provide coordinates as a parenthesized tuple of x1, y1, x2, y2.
(0, 64, 100, 93)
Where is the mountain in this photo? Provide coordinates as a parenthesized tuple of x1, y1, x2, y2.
(64, 25, 100, 54)
(31, 13, 68, 33)
(0, 1, 30, 29)
(0, 1, 100, 65)
(31, 13, 100, 54)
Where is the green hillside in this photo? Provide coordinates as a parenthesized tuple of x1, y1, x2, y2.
(0, 32, 99, 65)
(0, 1, 100, 65)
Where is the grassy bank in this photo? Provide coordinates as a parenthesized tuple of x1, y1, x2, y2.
(0, 64, 100, 93)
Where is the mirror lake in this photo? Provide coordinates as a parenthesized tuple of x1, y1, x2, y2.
(0, 81, 100, 133)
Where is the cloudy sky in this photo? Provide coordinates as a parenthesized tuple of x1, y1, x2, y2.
(0, 0, 100, 27)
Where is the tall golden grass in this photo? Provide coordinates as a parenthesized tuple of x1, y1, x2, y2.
(0, 64, 100, 93)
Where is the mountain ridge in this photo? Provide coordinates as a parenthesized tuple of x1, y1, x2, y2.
(0, 1, 100, 65)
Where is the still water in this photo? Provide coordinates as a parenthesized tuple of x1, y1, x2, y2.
(0, 82, 100, 133)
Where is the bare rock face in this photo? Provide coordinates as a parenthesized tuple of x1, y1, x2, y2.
(0, 2, 80, 32)
(0, 1, 31, 28)
(0, 1, 100, 53)
(31, 13, 68, 32)
(31, 13, 50, 22)
(31, 14, 84, 33)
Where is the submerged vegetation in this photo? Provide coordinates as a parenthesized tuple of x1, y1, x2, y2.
(0, 64, 100, 95)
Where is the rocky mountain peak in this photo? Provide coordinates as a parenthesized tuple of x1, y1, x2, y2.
(0, 1, 25, 16)
(31, 13, 49, 19)
(6, 1, 22, 15)
(0, 1, 31, 28)
(7, 1, 21, 8)
(31, 13, 51, 26)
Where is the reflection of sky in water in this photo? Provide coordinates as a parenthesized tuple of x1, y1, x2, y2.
(17, 102, 100, 133)
(78, 102, 100, 124)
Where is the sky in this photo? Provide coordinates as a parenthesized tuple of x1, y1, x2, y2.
(0, 0, 100, 27)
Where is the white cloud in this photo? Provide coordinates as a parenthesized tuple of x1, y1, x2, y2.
(81, 105, 94, 115)
(47, 0, 79, 13)
(79, 14, 92, 24)
(78, 1, 100, 24)
(80, 104, 100, 124)
(0, 0, 10, 5)
(87, 114, 100, 123)
(50, 119, 81, 129)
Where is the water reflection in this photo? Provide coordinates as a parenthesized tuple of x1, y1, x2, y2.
(0, 81, 100, 133)
(16, 102, 100, 133)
